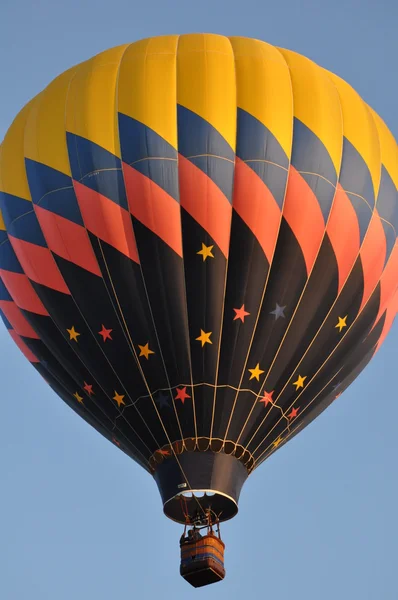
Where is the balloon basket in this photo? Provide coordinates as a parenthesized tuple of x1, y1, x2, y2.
(179, 524, 225, 588)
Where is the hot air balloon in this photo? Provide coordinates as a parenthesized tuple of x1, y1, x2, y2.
(0, 34, 397, 588)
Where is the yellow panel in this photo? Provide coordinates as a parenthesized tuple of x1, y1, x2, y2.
(325, 70, 381, 195)
(229, 37, 293, 159)
(0, 101, 34, 201)
(177, 34, 236, 151)
(25, 66, 79, 176)
(368, 106, 398, 190)
(65, 44, 129, 156)
(0, 207, 5, 231)
(118, 35, 179, 149)
(278, 49, 343, 174)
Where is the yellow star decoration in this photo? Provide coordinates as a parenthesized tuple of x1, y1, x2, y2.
(73, 392, 84, 404)
(197, 243, 214, 261)
(293, 374, 307, 390)
(196, 329, 212, 347)
(67, 326, 80, 342)
(273, 437, 283, 448)
(138, 343, 155, 359)
(335, 315, 348, 333)
(113, 391, 125, 407)
(248, 363, 265, 381)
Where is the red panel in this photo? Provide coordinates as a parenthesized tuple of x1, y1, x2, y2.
(0, 300, 39, 338)
(375, 288, 398, 352)
(9, 330, 39, 363)
(34, 205, 101, 276)
(327, 183, 361, 292)
(8, 235, 70, 294)
(373, 241, 398, 325)
(0, 270, 49, 316)
(123, 162, 183, 257)
(178, 155, 232, 258)
(283, 166, 325, 275)
(359, 211, 387, 311)
(73, 181, 139, 263)
(233, 158, 281, 263)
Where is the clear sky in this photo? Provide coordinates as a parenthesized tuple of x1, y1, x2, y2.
(1, 1, 397, 599)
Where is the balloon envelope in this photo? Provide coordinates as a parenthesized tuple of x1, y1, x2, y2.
(0, 34, 397, 523)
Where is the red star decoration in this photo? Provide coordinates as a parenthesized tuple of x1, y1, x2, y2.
(175, 387, 191, 404)
(83, 382, 94, 396)
(287, 406, 299, 420)
(233, 304, 250, 322)
(157, 449, 171, 456)
(98, 325, 113, 342)
(259, 390, 274, 406)
(112, 437, 120, 447)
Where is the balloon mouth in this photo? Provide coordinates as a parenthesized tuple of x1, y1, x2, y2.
(163, 489, 238, 524)
(153, 450, 249, 525)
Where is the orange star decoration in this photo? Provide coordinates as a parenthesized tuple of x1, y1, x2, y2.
(196, 329, 212, 347)
(83, 382, 94, 396)
(335, 315, 348, 333)
(197, 243, 214, 261)
(73, 392, 84, 404)
(67, 326, 80, 342)
(113, 391, 125, 407)
(138, 343, 155, 359)
(175, 387, 191, 404)
(293, 374, 306, 390)
(259, 390, 274, 407)
(233, 304, 250, 322)
(287, 406, 299, 420)
(273, 437, 283, 448)
(98, 325, 113, 342)
(157, 449, 171, 456)
(248, 363, 265, 381)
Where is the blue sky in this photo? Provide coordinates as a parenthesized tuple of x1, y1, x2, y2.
(1, 1, 397, 598)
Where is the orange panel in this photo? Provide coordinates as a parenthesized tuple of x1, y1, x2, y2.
(0, 300, 39, 338)
(233, 158, 281, 263)
(8, 236, 70, 294)
(123, 162, 182, 257)
(73, 181, 139, 263)
(327, 183, 361, 292)
(0, 270, 49, 316)
(282, 166, 325, 274)
(35, 205, 102, 276)
(359, 211, 387, 311)
(178, 155, 232, 258)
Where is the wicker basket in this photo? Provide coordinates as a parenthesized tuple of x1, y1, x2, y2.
(180, 533, 226, 588)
